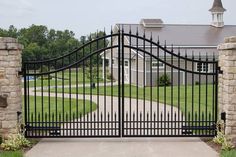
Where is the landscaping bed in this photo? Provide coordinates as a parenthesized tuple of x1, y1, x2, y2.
(201, 135, 236, 157)
(0, 136, 39, 157)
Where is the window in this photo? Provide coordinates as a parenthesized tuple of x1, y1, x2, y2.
(112, 59, 115, 65)
(120, 60, 129, 67)
(196, 63, 209, 72)
(124, 60, 129, 67)
(152, 61, 164, 68)
(105, 59, 109, 67)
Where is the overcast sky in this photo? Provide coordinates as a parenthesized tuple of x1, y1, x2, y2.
(0, 0, 235, 37)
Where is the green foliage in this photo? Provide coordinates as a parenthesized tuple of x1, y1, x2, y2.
(38, 65, 52, 80)
(0, 151, 23, 157)
(0, 25, 107, 66)
(222, 140, 235, 151)
(221, 149, 236, 157)
(39, 65, 49, 73)
(213, 121, 235, 151)
(157, 74, 171, 86)
(213, 131, 225, 145)
(106, 73, 115, 81)
(85, 68, 98, 82)
(1, 134, 31, 151)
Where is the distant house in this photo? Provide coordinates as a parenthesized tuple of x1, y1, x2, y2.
(102, 0, 236, 86)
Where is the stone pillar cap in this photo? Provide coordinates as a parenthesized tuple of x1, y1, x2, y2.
(0, 37, 17, 43)
(0, 37, 23, 50)
(218, 36, 236, 50)
(224, 36, 236, 43)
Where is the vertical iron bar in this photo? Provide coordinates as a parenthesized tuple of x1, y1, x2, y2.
(129, 28, 132, 136)
(212, 57, 215, 127)
(62, 58, 65, 136)
(34, 63, 37, 134)
(150, 34, 153, 135)
(40, 62, 44, 136)
(205, 55, 208, 136)
(76, 52, 79, 135)
(90, 34, 93, 136)
(23, 63, 28, 137)
(185, 52, 187, 130)
(164, 41, 167, 135)
(110, 28, 114, 136)
(103, 30, 107, 136)
(55, 65, 58, 132)
(192, 54, 194, 131)
(136, 28, 139, 136)
(199, 56, 201, 136)
(69, 56, 72, 136)
(171, 46, 174, 136)
(178, 50, 180, 135)
(93, 113, 96, 136)
(48, 62, 51, 128)
(157, 39, 160, 135)
(96, 31, 100, 136)
(118, 27, 121, 137)
(27, 65, 30, 127)
(215, 62, 219, 131)
(121, 27, 125, 137)
(83, 39, 86, 136)
(143, 31, 146, 135)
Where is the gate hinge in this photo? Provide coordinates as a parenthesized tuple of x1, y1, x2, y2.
(217, 67, 223, 74)
(18, 68, 25, 76)
(18, 70, 23, 76)
(221, 112, 226, 123)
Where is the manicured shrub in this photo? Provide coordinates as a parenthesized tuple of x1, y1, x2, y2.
(157, 74, 171, 86)
(1, 134, 31, 151)
(213, 120, 235, 151)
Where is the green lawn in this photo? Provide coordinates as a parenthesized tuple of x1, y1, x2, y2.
(27, 96, 97, 122)
(26, 69, 109, 87)
(0, 151, 23, 157)
(45, 84, 216, 119)
(221, 149, 236, 157)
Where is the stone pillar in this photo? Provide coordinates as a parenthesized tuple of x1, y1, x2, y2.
(0, 37, 23, 138)
(218, 36, 236, 138)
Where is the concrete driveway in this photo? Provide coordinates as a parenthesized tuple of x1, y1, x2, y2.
(25, 84, 218, 157)
(26, 138, 218, 157)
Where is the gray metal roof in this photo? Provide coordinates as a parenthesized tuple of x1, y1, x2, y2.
(209, 0, 226, 12)
(116, 24, 236, 46)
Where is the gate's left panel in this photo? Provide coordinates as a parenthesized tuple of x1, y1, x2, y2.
(24, 32, 120, 138)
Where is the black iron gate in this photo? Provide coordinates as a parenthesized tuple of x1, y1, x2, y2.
(23, 28, 219, 138)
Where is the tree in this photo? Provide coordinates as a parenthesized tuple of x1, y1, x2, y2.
(0, 25, 107, 67)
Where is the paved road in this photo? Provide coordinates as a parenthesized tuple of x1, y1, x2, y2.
(25, 138, 218, 157)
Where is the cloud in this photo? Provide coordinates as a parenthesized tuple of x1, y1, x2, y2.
(0, 0, 33, 17)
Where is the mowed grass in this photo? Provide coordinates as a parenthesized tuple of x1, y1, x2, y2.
(26, 69, 106, 87)
(0, 151, 23, 157)
(45, 84, 216, 118)
(27, 96, 97, 122)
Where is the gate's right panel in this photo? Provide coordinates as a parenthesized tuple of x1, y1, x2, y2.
(122, 31, 218, 137)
